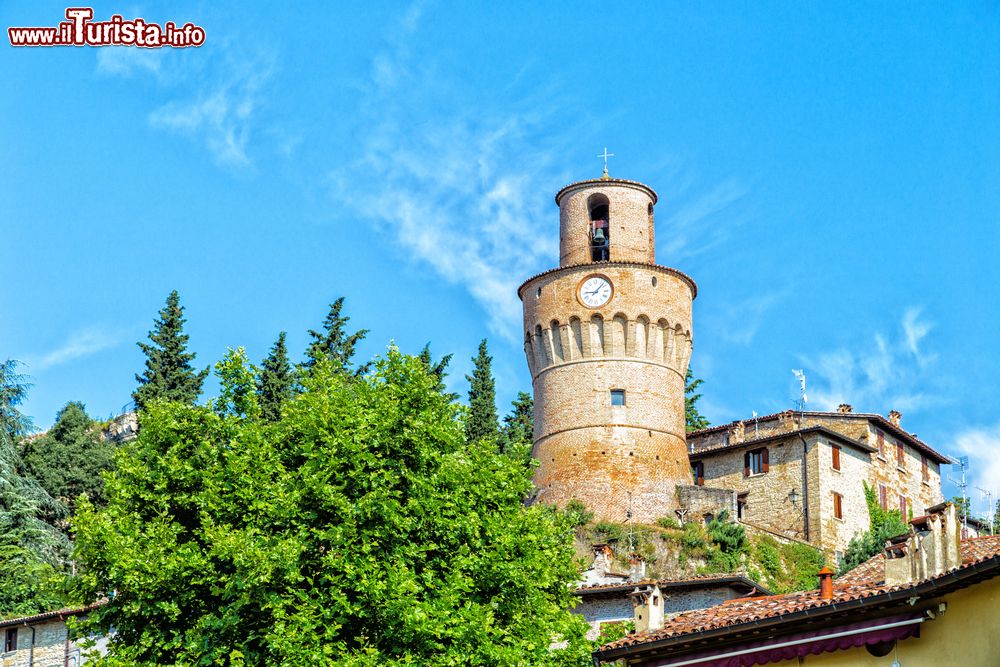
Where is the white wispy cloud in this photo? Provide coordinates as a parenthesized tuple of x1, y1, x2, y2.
(96, 46, 165, 78)
(331, 5, 748, 340)
(799, 308, 941, 414)
(714, 290, 788, 346)
(657, 177, 749, 262)
(328, 7, 576, 339)
(950, 422, 1000, 512)
(148, 42, 275, 167)
(96, 36, 276, 168)
(32, 328, 123, 371)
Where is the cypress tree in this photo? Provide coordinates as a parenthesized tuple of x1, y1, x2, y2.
(685, 367, 710, 432)
(418, 343, 457, 402)
(133, 291, 208, 411)
(500, 391, 533, 454)
(465, 339, 498, 443)
(303, 298, 370, 375)
(257, 332, 294, 422)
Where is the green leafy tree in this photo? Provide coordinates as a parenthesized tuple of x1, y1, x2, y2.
(685, 368, 710, 432)
(22, 402, 115, 508)
(256, 332, 294, 422)
(839, 482, 908, 575)
(133, 291, 209, 411)
(498, 391, 534, 472)
(0, 360, 70, 615)
(303, 297, 370, 376)
(951, 495, 971, 523)
(72, 349, 589, 666)
(417, 343, 457, 402)
(993, 499, 1000, 535)
(465, 339, 498, 444)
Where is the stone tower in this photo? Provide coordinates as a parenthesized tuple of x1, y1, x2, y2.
(518, 175, 696, 523)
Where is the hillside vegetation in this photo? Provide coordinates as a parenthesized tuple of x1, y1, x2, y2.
(569, 505, 825, 594)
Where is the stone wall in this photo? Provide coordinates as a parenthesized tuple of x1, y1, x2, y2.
(867, 422, 943, 518)
(676, 485, 736, 524)
(691, 436, 810, 542)
(575, 585, 752, 640)
(1, 617, 101, 667)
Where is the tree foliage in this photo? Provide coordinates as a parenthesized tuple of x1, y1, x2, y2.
(256, 332, 293, 422)
(133, 290, 209, 411)
(465, 339, 498, 444)
(685, 368, 710, 432)
(417, 344, 457, 403)
(72, 349, 589, 666)
(22, 401, 115, 508)
(839, 482, 908, 575)
(0, 360, 70, 616)
(303, 298, 370, 376)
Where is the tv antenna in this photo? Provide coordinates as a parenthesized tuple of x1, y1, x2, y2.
(791, 370, 808, 420)
(948, 456, 970, 533)
(975, 485, 994, 535)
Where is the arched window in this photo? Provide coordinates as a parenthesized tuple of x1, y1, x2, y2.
(588, 193, 610, 262)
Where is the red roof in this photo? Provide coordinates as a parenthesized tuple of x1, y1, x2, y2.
(0, 601, 104, 629)
(600, 535, 1000, 654)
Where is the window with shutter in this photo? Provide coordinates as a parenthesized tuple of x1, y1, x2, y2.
(896, 442, 904, 467)
(746, 448, 768, 475)
(877, 430, 885, 457)
(831, 445, 841, 471)
(879, 484, 887, 511)
(921, 455, 929, 482)
(899, 495, 907, 516)
(833, 492, 843, 519)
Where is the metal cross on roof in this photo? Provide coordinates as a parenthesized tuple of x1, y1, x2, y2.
(597, 147, 614, 178)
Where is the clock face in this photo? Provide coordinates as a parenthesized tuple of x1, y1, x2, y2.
(579, 275, 613, 308)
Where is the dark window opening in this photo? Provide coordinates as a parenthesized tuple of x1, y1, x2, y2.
(4, 628, 16, 652)
(588, 194, 610, 262)
(692, 461, 704, 486)
(610, 389, 625, 406)
(737, 493, 748, 520)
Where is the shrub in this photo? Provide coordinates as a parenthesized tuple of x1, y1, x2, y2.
(707, 510, 746, 555)
(564, 499, 594, 528)
(656, 516, 681, 530)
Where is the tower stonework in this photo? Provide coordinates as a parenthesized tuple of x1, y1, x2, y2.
(518, 176, 696, 523)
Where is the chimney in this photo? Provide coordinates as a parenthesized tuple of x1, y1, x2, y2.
(888, 410, 902, 427)
(837, 403, 853, 414)
(817, 566, 834, 599)
(592, 544, 614, 577)
(885, 502, 962, 586)
(628, 555, 646, 582)
(628, 583, 664, 633)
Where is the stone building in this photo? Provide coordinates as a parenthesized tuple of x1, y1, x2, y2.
(517, 171, 951, 559)
(687, 407, 949, 558)
(0, 604, 106, 667)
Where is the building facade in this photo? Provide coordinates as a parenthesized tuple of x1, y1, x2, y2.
(687, 407, 949, 557)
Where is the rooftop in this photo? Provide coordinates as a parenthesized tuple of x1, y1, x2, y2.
(595, 534, 1000, 661)
(688, 409, 951, 464)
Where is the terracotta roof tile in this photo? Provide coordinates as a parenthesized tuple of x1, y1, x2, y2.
(604, 535, 1000, 651)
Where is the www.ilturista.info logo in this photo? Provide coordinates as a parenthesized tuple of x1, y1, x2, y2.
(8, 8, 205, 48)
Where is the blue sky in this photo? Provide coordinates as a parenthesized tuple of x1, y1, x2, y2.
(3, 2, 999, 513)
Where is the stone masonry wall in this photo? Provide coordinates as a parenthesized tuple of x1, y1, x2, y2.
(813, 437, 872, 558)
(676, 485, 736, 524)
(691, 437, 809, 542)
(575, 585, 750, 640)
(867, 423, 943, 518)
(1, 618, 100, 667)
